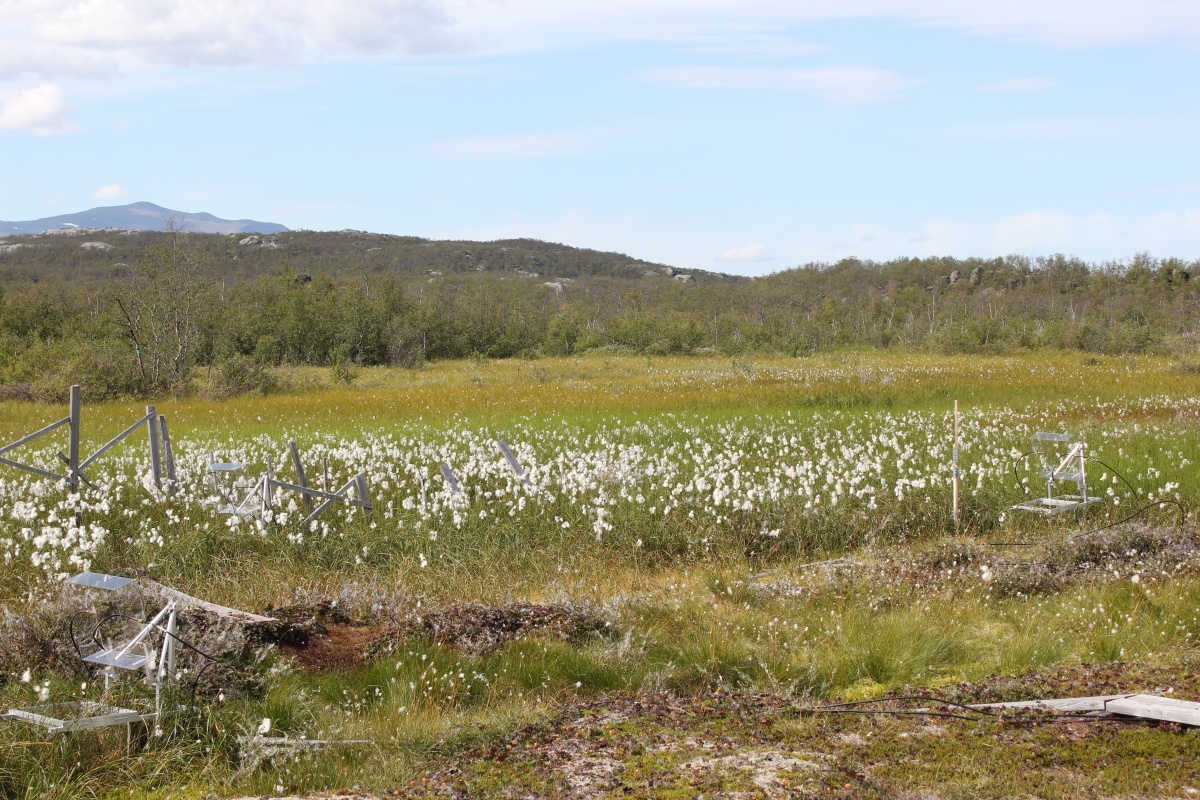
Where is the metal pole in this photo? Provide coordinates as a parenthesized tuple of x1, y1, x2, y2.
(952, 400, 960, 533)
(69, 385, 81, 526)
(146, 405, 162, 491)
(264, 454, 274, 510)
(159, 416, 176, 496)
(323, 457, 329, 493)
(289, 441, 313, 512)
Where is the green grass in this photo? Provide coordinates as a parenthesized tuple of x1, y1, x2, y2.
(0, 351, 1198, 798)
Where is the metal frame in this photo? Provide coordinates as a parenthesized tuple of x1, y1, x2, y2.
(1011, 432, 1101, 516)
(0, 385, 177, 503)
(212, 444, 372, 525)
(5, 573, 184, 743)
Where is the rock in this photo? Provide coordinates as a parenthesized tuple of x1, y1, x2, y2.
(948, 270, 961, 285)
(663, 267, 678, 277)
(238, 235, 260, 247)
(674, 274, 694, 283)
(80, 241, 113, 251)
(970, 267, 983, 285)
(0, 243, 23, 253)
(543, 281, 564, 294)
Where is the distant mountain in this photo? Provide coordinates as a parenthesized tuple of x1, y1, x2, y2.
(0, 201, 288, 235)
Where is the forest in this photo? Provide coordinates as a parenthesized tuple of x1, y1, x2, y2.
(0, 226, 1196, 400)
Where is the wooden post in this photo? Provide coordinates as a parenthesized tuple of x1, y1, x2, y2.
(69, 385, 82, 526)
(952, 400, 961, 533)
(146, 405, 162, 491)
(159, 416, 176, 496)
(289, 441, 313, 512)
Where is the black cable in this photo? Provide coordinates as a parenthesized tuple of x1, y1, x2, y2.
(93, 613, 230, 706)
(67, 610, 97, 668)
(1087, 457, 1137, 496)
(986, 498, 1188, 548)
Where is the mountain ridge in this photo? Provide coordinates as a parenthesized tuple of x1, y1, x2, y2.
(0, 201, 289, 235)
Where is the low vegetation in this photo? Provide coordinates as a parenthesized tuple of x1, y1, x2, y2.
(0, 353, 1197, 798)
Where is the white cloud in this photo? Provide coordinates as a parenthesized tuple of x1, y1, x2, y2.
(993, 211, 1074, 252)
(0, 82, 75, 135)
(640, 65, 917, 104)
(719, 243, 776, 262)
(1, 0, 1199, 82)
(978, 76, 1057, 92)
(423, 128, 621, 158)
(93, 184, 126, 199)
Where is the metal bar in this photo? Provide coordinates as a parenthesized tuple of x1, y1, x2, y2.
(56, 452, 97, 490)
(146, 405, 162, 491)
(0, 416, 69, 457)
(118, 602, 174, 658)
(80, 413, 155, 470)
(289, 441, 313, 512)
(0, 455, 66, 482)
(301, 479, 357, 525)
(440, 462, 461, 494)
(355, 474, 372, 512)
(159, 416, 177, 495)
(323, 457, 329, 493)
(264, 455, 274, 510)
(268, 479, 351, 502)
(68, 386, 81, 495)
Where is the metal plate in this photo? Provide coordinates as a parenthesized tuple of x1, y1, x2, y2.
(209, 462, 246, 472)
(84, 649, 147, 671)
(65, 572, 136, 591)
(218, 505, 259, 517)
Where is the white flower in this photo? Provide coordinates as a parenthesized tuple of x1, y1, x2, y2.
(257, 718, 271, 735)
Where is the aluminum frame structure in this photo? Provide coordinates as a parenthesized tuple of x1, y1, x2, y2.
(5, 573, 183, 744)
(1011, 432, 1101, 516)
(212, 443, 371, 525)
(0, 385, 177, 502)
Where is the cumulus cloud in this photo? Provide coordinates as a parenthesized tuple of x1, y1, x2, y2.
(978, 76, 1057, 92)
(640, 65, 916, 104)
(719, 243, 776, 262)
(0, 82, 75, 135)
(93, 184, 127, 199)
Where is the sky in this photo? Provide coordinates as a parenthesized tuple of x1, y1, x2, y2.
(1, 1, 1199, 275)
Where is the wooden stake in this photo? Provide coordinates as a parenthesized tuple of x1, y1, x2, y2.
(952, 400, 961, 533)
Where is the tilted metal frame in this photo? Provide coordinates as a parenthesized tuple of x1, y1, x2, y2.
(0, 385, 178, 503)
(213, 441, 372, 525)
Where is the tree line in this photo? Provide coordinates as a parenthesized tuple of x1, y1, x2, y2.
(0, 228, 1196, 400)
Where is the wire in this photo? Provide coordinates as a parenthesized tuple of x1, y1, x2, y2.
(1087, 456, 1137, 496)
(93, 613, 231, 706)
(986, 498, 1188, 548)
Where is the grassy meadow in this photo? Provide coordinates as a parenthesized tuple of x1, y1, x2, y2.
(1, 352, 1199, 799)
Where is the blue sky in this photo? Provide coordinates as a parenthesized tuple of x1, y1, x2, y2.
(1, 1, 1199, 274)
